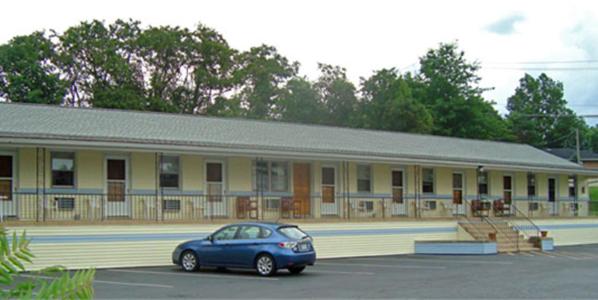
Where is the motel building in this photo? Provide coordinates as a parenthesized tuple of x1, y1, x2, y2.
(0, 102, 598, 269)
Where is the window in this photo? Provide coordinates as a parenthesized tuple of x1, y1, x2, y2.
(206, 162, 223, 202)
(0, 156, 13, 201)
(237, 225, 262, 239)
(568, 176, 576, 198)
(503, 176, 512, 204)
(160, 156, 179, 188)
(253, 161, 289, 192)
(527, 173, 536, 198)
(278, 226, 308, 240)
(321, 167, 335, 203)
(452, 173, 463, 204)
(357, 165, 371, 193)
(478, 171, 488, 196)
(392, 170, 404, 204)
(422, 168, 434, 194)
(213, 226, 239, 241)
(51, 152, 75, 187)
(270, 162, 288, 192)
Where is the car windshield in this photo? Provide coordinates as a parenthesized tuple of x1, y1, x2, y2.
(278, 226, 308, 240)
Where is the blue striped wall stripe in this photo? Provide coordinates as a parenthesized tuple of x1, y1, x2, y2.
(25, 222, 598, 244)
(28, 226, 457, 244)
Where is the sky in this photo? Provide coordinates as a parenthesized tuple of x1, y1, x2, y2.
(1, 0, 597, 125)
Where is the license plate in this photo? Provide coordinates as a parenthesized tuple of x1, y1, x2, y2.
(299, 243, 309, 251)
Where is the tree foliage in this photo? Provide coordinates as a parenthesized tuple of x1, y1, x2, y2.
(0, 32, 66, 104)
(0, 228, 95, 299)
(416, 42, 511, 140)
(506, 73, 587, 148)
(359, 69, 432, 133)
(0, 20, 593, 150)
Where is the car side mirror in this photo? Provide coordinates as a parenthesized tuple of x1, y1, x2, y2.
(206, 235, 213, 242)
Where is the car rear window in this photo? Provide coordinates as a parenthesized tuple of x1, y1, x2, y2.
(277, 226, 308, 240)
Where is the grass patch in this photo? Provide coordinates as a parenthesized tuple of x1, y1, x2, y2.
(591, 186, 598, 201)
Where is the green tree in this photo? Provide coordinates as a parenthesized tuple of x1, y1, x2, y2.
(359, 69, 432, 133)
(416, 42, 511, 140)
(234, 45, 298, 119)
(0, 32, 66, 104)
(0, 229, 95, 299)
(136, 23, 238, 113)
(275, 77, 326, 124)
(55, 19, 146, 108)
(506, 73, 587, 148)
(315, 63, 358, 127)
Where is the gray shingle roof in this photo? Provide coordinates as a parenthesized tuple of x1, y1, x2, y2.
(0, 103, 588, 172)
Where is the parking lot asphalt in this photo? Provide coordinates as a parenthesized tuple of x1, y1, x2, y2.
(46, 244, 598, 298)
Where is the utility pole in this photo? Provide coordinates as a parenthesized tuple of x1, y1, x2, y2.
(576, 128, 581, 165)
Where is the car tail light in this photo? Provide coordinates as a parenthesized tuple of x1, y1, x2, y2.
(278, 241, 297, 249)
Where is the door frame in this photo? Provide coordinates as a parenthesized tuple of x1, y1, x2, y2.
(0, 151, 17, 219)
(103, 155, 130, 217)
(292, 162, 311, 216)
(451, 171, 466, 215)
(391, 167, 407, 216)
(547, 176, 558, 215)
(320, 164, 338, 215)
(205, 159, 227, 216)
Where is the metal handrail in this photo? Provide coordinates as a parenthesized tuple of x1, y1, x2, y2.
(457, 200, 489, 241)
(510, 203, 541, 239)
(484, 216, 519, 251)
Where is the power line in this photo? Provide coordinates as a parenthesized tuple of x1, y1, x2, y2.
(484, 59, 598, 65)
(484, 67, 598, 71)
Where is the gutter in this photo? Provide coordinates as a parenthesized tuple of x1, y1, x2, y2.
(0, 135, 596, 176)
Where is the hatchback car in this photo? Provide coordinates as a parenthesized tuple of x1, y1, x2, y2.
(172, 222, 316, 276)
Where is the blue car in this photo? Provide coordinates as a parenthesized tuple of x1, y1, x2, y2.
(172, 222, 316, 276)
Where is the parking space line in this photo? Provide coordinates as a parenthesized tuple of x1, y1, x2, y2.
(519, 252, 535, 257)
(349, 257, 514, 265)
(550, 252, 584, 260)
(534, 252, 556, 258)
(317, 262, 446, 270)
(506, 252, 515, 256)
(107, 268, 279, 281)
(20, 274, 173, 289)
(311, 269, 375, 276)
(555, 251, 598, 260)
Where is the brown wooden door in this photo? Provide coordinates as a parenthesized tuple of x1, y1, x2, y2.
(293, 163, 311, 216)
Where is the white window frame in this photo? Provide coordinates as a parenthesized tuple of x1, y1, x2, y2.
(0, 152, 15, 201)
(421, 167, 435, 195)
(159, 155, 180, 189)
(477, 170, 489, 197)
(205, 160, 226, 198)
(50, 151, 76, 188)
(252, 160, 290, 193)
(356, 164, 372, 193)
(527, 173, 536, 198)
(391, 168, 405, 203)
(502, 174, 513, 203)
(452, 171, 464, 204)
(321, 165, 337, 203)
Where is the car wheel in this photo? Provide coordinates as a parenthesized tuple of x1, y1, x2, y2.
(180, 251, 199, 272)
(255, 254, 277, 276)
(288, 266, 305, 275)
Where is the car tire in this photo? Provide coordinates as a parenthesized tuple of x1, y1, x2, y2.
(255, 254, 277, 277)
(288, 266, 305, 275)
(180, 250, 199, 272)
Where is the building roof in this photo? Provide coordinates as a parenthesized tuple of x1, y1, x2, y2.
(0, 103, 592, 174)
(544, 148, 598, 162)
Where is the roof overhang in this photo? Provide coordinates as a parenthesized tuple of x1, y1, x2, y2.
(2, 135, 597, 176)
